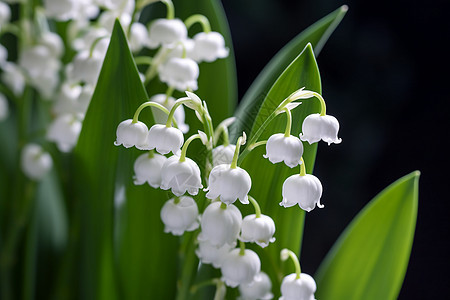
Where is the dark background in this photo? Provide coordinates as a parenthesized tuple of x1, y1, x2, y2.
(221, 0, 449, 298)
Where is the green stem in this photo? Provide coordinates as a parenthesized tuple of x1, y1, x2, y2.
(248, 196, 261, 218)
(230, 135, 245, 169)
(311, 92, 327, 116)
(214, 126, 229, 147)
(134, 56, 153, 66)
(239, 240, 246, 256)
(179, 134, 201, 162)
(165, 98, 194, 127)
(89, 36, 109, 57)
(281, 249, 302, 279)
(220, 202, 227, 210)
(132, 101, 171, 123)
(284, 107, 292, 137)
(184, 14, 211, 33)
(161, 0, 175, 19)
(299, 157, 306, 176)
(248, 140, 267, 151)
(144, 47, 169, 84)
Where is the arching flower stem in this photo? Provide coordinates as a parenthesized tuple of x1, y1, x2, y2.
(214, 125, 230, 147)
(165, 98, 195, 127)
(248, 195, 261, 218)
(132, 101, 178, 127)
(284, 107, 292, 137)
(299, 157, 306, 176)
(89, 36, 109, 57)
(179, 133, 201, 162)
(281, 249, 302, 279)
(248, 140, 267, 151)
(160, 0, 175, 19)
(239, 240, 246, 256)
(230, 134, 246, 169)
(184, 14, 211, 33)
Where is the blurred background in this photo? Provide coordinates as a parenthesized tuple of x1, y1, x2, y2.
(221, 0, 448, 298)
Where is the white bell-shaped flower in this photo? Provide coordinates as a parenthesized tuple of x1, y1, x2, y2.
(263, 133, 303, 168)
(0, 44, 7, 67)
(98, 10, 132, 33)
(299, 113, 342, 145)
(205, 164, 251, 205)
(19, 46, 60, 77)
(77, 85, 94, 114)
(149, 94, 189, 133)
(114, 119, 149, 150)
(1, 62, 25, 97)
(52, 83, 83, 115)
(160, 196, 199, 236)
(21, 144, 53, 180)
(133, 152, 167, 187)
(31, 70, 59, 100)
(193, 31, 229, 62)
(128, 22, 149, 52)
(39, 31, 65, 58)
(280, 273, 317, 300)
(238, 271, 273, 300)
(0, 2, 11, 27)
(221, 248, 261, 288)
(199, 201, 242, 247)
(67, 50, 104, 85)
(147, 124, 184, 155)
(160, 155, 203, 196)
(47, 114, 82, 152)
(166, 39, 196, 61)
(240, 214, 275, 248)
(195, 239, 233, 268)
(147, 18, 187, 48)
(158, 57, 199, 91)
(0, 93, 9, 121)
(43, 0, 76, 21)
(212, 144, 236, 167)
(73, 27, 110, 52)
(280, 174, 323, 212)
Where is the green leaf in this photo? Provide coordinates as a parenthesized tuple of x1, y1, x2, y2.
(315, 171, 420, 300)
(234, 44, 322, 297)
(233, 5, 347, 137)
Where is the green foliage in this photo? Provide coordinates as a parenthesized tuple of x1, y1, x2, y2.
(315, 171, 420, 300)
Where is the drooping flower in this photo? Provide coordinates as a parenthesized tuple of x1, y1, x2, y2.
(66, 50, 105, 85)
(299, 113, 342, 145)
(52, 83, 83, 115)
(114, 119, 149, 150)
(43, 0, 76, 21)
(133, 152, 167, 187)
(240, 214, 276, 248)
(21, 144, 53, 180)
(147, 124, 184, 155)
(238, 271, 273, 300)
(47, 114, 82, 152)
(0, 2, 11, 28)
(0, 44, 8, 67)
(263, 133, 303, 168)
(160, 196, 199, 235)
(198, 201, 242, 247)
(221, 248, 261, 288)
(195, 239, 233, 268)
(193, 31, 229, 62)
(1, 62, 25, 97)
(205, 164, 251, 205)
(212, 144, 236, 167)
(160, 155, 203, 196)
(128, 22, 148, 52)
(280, 273, 317, 300)
(280, 174, 323, 212)
(149, 94, 189, 133)
(147, 18, 187, 48)
(158, 57, 199, 91)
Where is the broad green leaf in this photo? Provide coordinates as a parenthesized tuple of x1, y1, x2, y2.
(233, 44, 322, 297)
(233, 5, 347, 138)
(315, 171, 420, 300)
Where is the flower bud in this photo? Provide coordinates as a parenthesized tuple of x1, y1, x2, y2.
(263, 133, 303, 168)
(240, 214, 276, 248)
(221, 248, 261, 287)
(195, 239, 233, 268)
(238, 271, 273, 300)
(193, 31, 229, 62)
(160, 155, 203, 196)
(205, 164, 251, 205)
(212, 145, 235, 167)
(299, 113, 342, 145)
(280, 174, 323, 212)
(114, 119, 149, 150)
(199, 201, 242, 247)
(158, 57, 199, 91)
(280, 273, 317, 300)
(133, 152, 167, 187)
(147, 124, 184, 155)
(160, 196, 199, 236)
(21, 144, 53, 180)
(147, 18, 187, 48)
(47, 114, 82, 152)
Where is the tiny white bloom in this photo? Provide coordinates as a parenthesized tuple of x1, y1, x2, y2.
(1, 62, 25, 97)
(221, 248, 261, 288)
(19, 46, 60, 78)
(133, 152, 167, 187)
(21, 144, 53, 180)
(98, 10, 132, 33)
(39, 31, 65, 58)
(72, 27, 110, 52)
(147, 124, 184, 155)
(149, 94, 189, 133)
(160, 196, 199, 236)
(31, 70, 59, 100)
(193, 31, 229, 62)
(240, 214, 276, 248)
(158, 57, 199, 91)
(47, 114, 82, 152)
(239, 271, 273, 300)
(43, 0, 76, 21)
(299, 113, 342, 145)
(67, 50, 104, 85)
(212, 144, 236, 167)
(264, 133, 303, 168)
(0, 44, 8, 67)
(114, 119, 149, 150)
(0, 2, 11, 26)
(0, 93, 9, 121)
(52, 83, 83, 115)
(280, 273, 317, 300)
(198, 201, 242, 247)
(205, 164, 251, 205)
(280, 174, 323, 212)
(160, 155, 203, 196)
(128, 22, 148, 52)
(195, 239, 233, 268)
(147, 18, 187, 48)
(166, 39, 196, 61)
